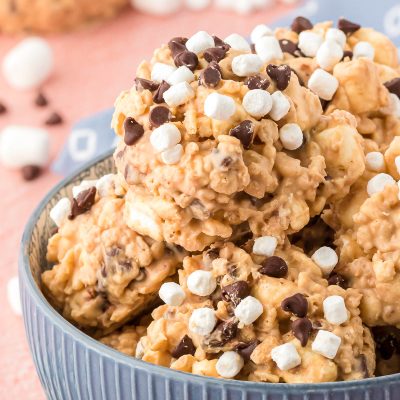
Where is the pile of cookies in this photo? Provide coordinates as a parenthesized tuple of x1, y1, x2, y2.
(42, 17, 400, 383)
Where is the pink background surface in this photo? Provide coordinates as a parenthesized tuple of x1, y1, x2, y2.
(0, 5, 292, 398)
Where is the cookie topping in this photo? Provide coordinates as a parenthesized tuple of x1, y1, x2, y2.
(323, 295, 349, 325)
(213, 35, 228, 48)
(353, 41, 375, 61)
(232, 54, 263, 77)
(326, 28, 347, 49)
(259, 256, 288, 278)
(206, 319, 238, 347)
(187, 270, 217, 297)
(250, 24, 273, 44)
(366, 173, 395, 197)
(244, 75, 270, 90)
(204, 47, 228, 63)
(338, 18, 361, 35)
(312, 246, 338, 275)
(153, 81, 171, 104)
(279, 39, 302, 57)
(254, 36, 283, 63)
(135, 77, 160, 92)
(163, 82, 195, 107)
(221, 281, 250, 306)
(189, 307, 217, 335)
(292, 318, 312, 347)
(216, 351, 244, 378)
(253, 236, 278, 257)
(123, 117, 145, 146)
(167, 66, 195, 85)
(174, 51, 199, 71)
(229, 120, 254, 149)
(204, 92, 236, 120)
(235, 340, 259, 361)
(149, 106, 171, 128)
(35, 92, 48, 107)
(281, 293, 308, 317)
(200, 62, 222, 88)
(312, 330, 341, 359)
(384, 78, 400, 98)
(266, 64, 292, 91)
(45, 112, 63, 125)
(279, 123, 304, 150)
(22, 165, 41, 181)
(271, 342, 301, 371)
(50, 198, 71, 227)
(171, 335, 196, 358)
(316, 39, 344, 71)
(186, 31, 215, 54)
(234, 296, 263, 325)
(308, 68, 339, 101)
(269, 91, 291, 121)
(69, 187, 97, 220)
(298, 31, 323, 57)
(168, 37, 188, 58)
(151, 63, 177, 83)
(150, 123, 181, 153)
(242, 89, 272, 119)
(327, 272, 347, 288)
(372, 326, 400, 360)
(291, 16, 313, 34)
(224, 33, 251, 52)
(159, 282, 186, 306)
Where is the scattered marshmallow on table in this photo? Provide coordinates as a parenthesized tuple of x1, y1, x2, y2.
(242, 89, 272, 118)
(161, 144, 183, 164)
(367, 173, 395, 196)
(308, 69, 339, 101)
(312, 330, 341, 359)
(298, 31, 323, 57)
(131, 0, 182, 15)
(150, 123, 181, 153)
(232, 54, 263, 77)
(72, 180, 97, 198)
(224, 34, 251, 52)
(253, 235, 277, 256)
(186, 31, 215, 54)
(7, 276, 22, 316)
(234, 296, 263, 325)
(187, 270, 217, 296)
(151, 63, 177, 83)
(316, 39, 344, 71)
(2, 37, 53, 90)
(163, 82, 195, 107)
(311, 246, 338, 275)
(250, 24, 273, 43)
(189, 307, 217, 335)
(353, 41, 375, 60)
(204, 92, 236, 120)
(325, 28, 346, 49)
(255, 36, 283, 63)
(323, 295, 349, 325)
(271, 342, 301, 371)
(365, 152, 385, 172)
(279, 123, 303, 150)
(216, 351, 244, 378)
(159, 282, 186, 306)
(269, 91, 291, 121)
(167, 66, 195, 85)
(50, 198, 71, 227)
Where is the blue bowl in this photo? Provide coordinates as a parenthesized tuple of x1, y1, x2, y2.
(19, 150, 400, 400)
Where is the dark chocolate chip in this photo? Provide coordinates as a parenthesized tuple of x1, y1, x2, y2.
(204, 47, 228, 63)
(281, 293, 308, 318)
(229, 120, 254, 149)
(327, 272, 347, 288)
(206, 248, 220, 260)
(221, 281, 250, 306)
(35, 92, 48, 107)
(45, 112, 63, 125)
(69, 187, 97, 220)
(153, 81, 171, 104)
(0, 102, 6, 114)
(200, 62, 222, 88)
(384, 78, 400, 99)
(338, 18, 361, 35)
(149, 106, 171, 128)
(292, 317, 312, 347)
(135, 77, 160, 92)
(250, 43, 256, 54)
(221, 156, 233, 168)
(174, 51, 199, 72)
(244, 75, 270, 90)
(206, 319, 238, 347)
(279, 39, 303, 57)
(123, 117, 144, 146)
(235, 340, 260, 361)
(372, 326, 400, 360)
(22, 165, 41, 181)
(213, 36, 230, 49)
(171, 335, 196, 358)
(266, 64, 292, 91)
(320, 98, 329, 111)
(291, 16, 313, 34)
(259, 256, 288, 278)
(168, 37, 188, 58)
(342, 50, 353, 61)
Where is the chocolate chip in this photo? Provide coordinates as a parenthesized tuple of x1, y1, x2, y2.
(229, 120, 254, 149)
(171, 335, 196, 358)
(22, 165, 41, 181)
(221, 156, 233, 168)
(384, 78, 400, 99)
(266, 64, 292, 91)
(250, 43, 256, 54)
(123, 117, 144, 145)
(69, 187, 97, 220)
(372, 326, 400, 360)
(221, 281, 250, 306)
(279, 39, 303, 57)
(149, 106, 171, 128)
(259, 256, 288, 278)
(200, 62, 222, 88)
(235, 340, 259, 361)
(320, 98, 329, 111)
(244, 75, 270, 90)
(35, 92, 48, 107)
(135, 77, 160, 92)
(204, 47, 228, 63)
(292, 317, 312, 347)
(281, 293, 308, 318)
(0, 102, 6, 114)
(153, 81, 171, 104)
(213, 36, 230, 49)
(174, 51, 199, 72)
(327, 272, 347, 288)
(206, 319, 238, 347)
(342, 50, 353, 61)
(291, 16, 313, 34)
(168, 37, 188, 58)
(338, 18, 361, 35)
(45, 112, 63, 125)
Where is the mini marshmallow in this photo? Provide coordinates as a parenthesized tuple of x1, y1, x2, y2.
(96, 174, 121, 197)
(131, 0, 182, 15)
(325, 28, 347, 49)
(216, 351, 244, 378)
(2, 37, 53, 90)
(311, 246, 338, 275)
(185, 0, 211, 10)
(367, 173, 395, 196)
(250, 24, 273, 44)
(161, 144, 183, 165)
(253, 235, 277, 256)
(125, 202, 162, 241)
(269, 91, 291, 121)
(50, 198, 71, 227)
(150, 123, 181, 153)
(7, 276, 22, 316)
(167, 66, 195, 85)
(159, 282, 186, 306)
(316, 39, 344, 70)
(298, 31, 323, 57)
(242, 89, 272, 118)
(353, 41, 375, 60)
(204, 92, 236, 120)
(189, 307, 217, 335)
(0, 125, 49, 168)
(224, 33, 251, 52)
(365, 152, 385, 172)
(186, 31, 215, 54)
(323, 295, 349, 325)
(72, 180, 97, 198)
(279, 123, 303, 150)
(232, 54, 263, 77)
(187, 270, 217, 296)
(312, 330, 341, 359)
(308, 68, 339, 101)
(271, 342, 301, 371)
(255, 36, 283, 63)
(234, 296, 263, 325)
(151, 62, 177, 83)
(163, 82, 195, 107)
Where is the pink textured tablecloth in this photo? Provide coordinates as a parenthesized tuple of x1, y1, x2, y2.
(0, 5, 292, 398)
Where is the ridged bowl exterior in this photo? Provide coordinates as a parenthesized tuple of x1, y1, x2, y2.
(19, 150, 400, 400)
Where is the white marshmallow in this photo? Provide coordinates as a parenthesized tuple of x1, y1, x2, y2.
(167, 66, 195, 85)
(253, 236, 277, 257)
(224, 34, 251, 52)
(163, 82, 195, 107)
(185, 0, 211, 10)
(279, 123, 303, 150)
(312, 330, 341, 359)
(2, 37, 53, 90)
(125, 202, 162, 241)
(298, 31, 323, 57)
(50, 198, 71, 227)
(131, 0, 182, 15)
(353, 41, 375, 61)
(216, 351, 244, 378)
(7, 276, 22, 316)
(308, 69, 339, 101)
(0, 125, 49, 168)
(242, 89, 272, 118)
(271, 342, 301, 371)
(311, 246, 338, 275)
(323, 295, 349, 325)
(325, 28, 347, 49)
(151, 62, 177, 83)
(269, 91, 291, 121)
(72, 180, 97, 198)
(186, 31, 215, 54)
(189, 307, 217, 335)
(250, 24, 273, 44)
(389, 93, 400, 118)
(255, 36, 283, 63)
(232, 54, 263, 77)
(367, 173, 396, 196)
(316, 39, 344, 71)
(159, 282, 186, 306)
(96, 174, 121, 197)
(365, 152, 385, 172)
(187, 270, 217, 296)
(161, 144, 183, 165)
(234, 296, 263, 325)
(150, 123, 181, 153)
(204, 92, 236, 120)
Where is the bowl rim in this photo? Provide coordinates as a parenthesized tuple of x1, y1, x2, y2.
(19, 149, 400, 393)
